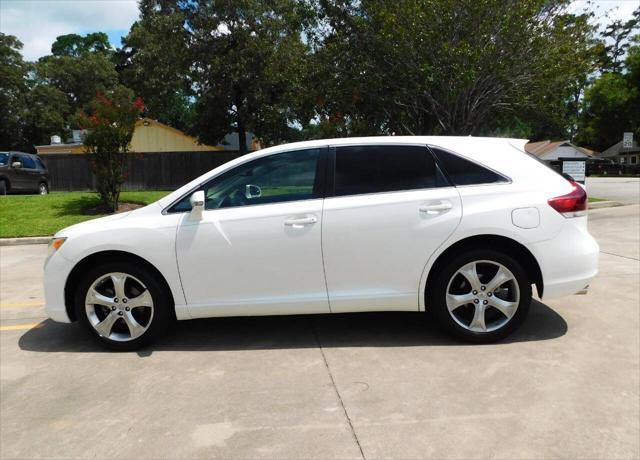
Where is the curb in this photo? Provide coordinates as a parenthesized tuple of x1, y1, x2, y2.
(0, 237, 51, 246)
(589, 201, 624, 210)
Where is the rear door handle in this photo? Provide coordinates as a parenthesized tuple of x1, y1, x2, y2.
(284, 215, 318, 228)
(419, 201, 453, 214)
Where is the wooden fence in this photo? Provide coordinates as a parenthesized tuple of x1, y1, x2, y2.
(40, 151, 246, 191)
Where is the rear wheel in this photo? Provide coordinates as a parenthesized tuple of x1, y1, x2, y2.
(74, 262, 172, 351)
(38, 182, 49, 195)
(430, 249, 531, 343)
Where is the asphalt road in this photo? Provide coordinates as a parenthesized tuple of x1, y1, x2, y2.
(1, 205, 639, 459)
(585, 177, 640, 204)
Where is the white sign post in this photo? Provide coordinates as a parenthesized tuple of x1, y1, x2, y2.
(562, 160, 586, 183)
(623, 132, 633, 149)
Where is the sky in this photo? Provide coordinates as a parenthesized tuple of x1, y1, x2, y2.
(0, 0, 638, 61)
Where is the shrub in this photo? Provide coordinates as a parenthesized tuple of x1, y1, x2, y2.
(78, 88, 144, 212)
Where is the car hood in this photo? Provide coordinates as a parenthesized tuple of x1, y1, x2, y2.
(54, 203, 161, 238)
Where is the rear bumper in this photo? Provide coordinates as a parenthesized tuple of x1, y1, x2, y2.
(43, 252, 73, 323)
(529, 221, 599, 299)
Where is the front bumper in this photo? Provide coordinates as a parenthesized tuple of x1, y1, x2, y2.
(43, 252, 74, 323)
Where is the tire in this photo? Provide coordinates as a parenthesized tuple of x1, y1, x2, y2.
(74, 261, 173, 351)
(0, 180, 7, 195)
(429, 249, 531, 343)
(38, 182, 49, 195)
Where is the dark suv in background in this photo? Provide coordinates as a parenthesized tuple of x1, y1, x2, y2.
(0, 152, 50, 195)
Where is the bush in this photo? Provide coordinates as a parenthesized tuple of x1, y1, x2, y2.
(78, 88, 144, 211)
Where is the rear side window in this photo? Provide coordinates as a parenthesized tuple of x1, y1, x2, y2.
(36, 157, 46, 170)
(20, 155, 36, 169)
(430, 147, 508, 186)
(334, 145, 446, 196)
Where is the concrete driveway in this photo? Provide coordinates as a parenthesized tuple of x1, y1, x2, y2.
(1, 205, 639, 459)
(586, 177, 640, 204)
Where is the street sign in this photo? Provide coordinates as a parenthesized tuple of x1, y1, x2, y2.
(562, 160, 586, 183)
(623, 132, 634, 149)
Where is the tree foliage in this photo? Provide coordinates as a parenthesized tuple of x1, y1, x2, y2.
(117, 0, 194, 131)
(1, 2, 638, 159)
(577, 35, 640, 151)
(0, 33, 29, 150)
(186, 0, 315, 152)
(310, 0, 598, 139)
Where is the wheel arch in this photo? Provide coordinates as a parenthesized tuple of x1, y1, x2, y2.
(64, 250, 176, 322)
(424, 234, 543, 309)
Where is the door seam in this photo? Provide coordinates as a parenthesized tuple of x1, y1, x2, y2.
(319, 198, 333, 312)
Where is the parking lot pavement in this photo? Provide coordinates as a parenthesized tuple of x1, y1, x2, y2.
(1, 206, 638, 459)
(586, 177, 640, 204)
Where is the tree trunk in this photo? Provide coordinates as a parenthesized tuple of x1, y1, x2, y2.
(237, 118, 247, 154)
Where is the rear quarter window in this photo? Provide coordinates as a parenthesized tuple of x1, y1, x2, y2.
(430, 147, 509, 186)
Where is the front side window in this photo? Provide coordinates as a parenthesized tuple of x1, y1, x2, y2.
(430, 147, 508, 186)
(0, 153, 8, 166)
(334, 145, 444, 196)
(170, 149, 322, 212)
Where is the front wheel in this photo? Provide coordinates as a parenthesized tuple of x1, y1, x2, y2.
(430, 249, 531, 343)
(74, 263, 173, 351)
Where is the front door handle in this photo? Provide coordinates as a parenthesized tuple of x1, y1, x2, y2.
(419, 201, 453, 214)
(284, 215, 318, 228)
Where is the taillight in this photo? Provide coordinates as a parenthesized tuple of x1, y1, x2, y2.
(548, 180, 587, 218)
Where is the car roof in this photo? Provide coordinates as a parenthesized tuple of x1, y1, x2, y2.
(255, 136, 528, 155)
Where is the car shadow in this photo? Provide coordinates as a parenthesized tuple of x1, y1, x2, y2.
(18, 300, 567, 356)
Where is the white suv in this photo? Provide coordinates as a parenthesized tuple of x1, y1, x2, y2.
(44, 137, 599, 350)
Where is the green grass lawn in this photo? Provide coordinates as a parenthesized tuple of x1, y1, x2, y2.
(0, 191, 170, 238)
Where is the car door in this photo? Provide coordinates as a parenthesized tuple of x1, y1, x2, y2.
(8, 154, 28, 190)
(321, 144, 462, 313)
(18, 155, 40, 192)
(174, 147, 330, 319)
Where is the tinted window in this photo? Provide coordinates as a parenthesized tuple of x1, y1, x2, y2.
(20, 155, 36, 169)
(0, 153, 8, 166)
(430, 147, 508, 186)
(334, 145, 444, 196)
(170, 149, 322, 212)
(36, 157, 46, 170)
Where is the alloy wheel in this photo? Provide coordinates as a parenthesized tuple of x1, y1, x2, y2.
(85, 272, 154, 342)
(39, 183, 48, 195)
(445, 260, 520, 333)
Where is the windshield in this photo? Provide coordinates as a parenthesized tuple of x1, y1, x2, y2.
(0, 153, 8, 166)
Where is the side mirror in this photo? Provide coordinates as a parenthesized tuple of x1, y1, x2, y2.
(11, 161, 21, 168)
(189, 190, 205, 217)
(245, 184, 262, 199)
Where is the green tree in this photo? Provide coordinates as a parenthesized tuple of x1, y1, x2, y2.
(78, 89, 144, 211)
(597, 8, 640, 73)
(187, 0, 315, 152)
(313, 0, 597, 138)
(0, 33, 29, 150)
(577, 37, 640, 150)
(117, 0, 194, 131)
(51, 32, 112, 57)
(21, 33, 120, 150)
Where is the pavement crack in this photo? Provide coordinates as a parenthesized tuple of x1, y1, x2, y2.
(600, 250, 640, 261)
(311, 320, 366, 460)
